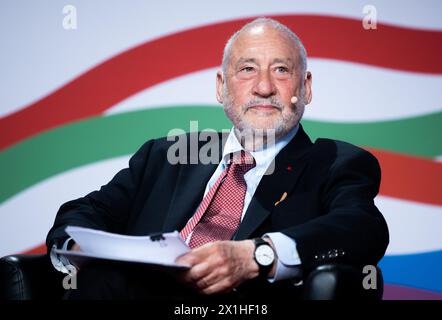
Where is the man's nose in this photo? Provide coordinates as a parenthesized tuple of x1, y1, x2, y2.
(253, 70, 276, 98)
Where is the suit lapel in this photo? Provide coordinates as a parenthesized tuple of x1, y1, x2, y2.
(235, 125, 313, 240)
(162, 132, 228, 232)
(162, 163, 217, 232)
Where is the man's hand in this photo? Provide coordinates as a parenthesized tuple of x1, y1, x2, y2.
(71, 243, 81, 251)
(176, 240, 260, 295)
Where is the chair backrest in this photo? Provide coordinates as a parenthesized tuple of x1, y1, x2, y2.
(0, 254, 65, 300)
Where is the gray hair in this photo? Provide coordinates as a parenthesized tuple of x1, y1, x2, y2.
(221, 17, 308, 75)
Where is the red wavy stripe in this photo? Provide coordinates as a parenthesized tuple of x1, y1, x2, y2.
(368, 148, 442, 206)
(23, 243, 46, 255)
(1, 15, 442, 150)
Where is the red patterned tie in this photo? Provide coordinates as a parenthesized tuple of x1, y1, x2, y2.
(180, 151, 255, 248)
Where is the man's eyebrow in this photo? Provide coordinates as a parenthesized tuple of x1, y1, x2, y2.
(272, 58, 294, 67)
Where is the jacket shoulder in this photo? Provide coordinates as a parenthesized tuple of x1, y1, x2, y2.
(314, 138, 377, 159)
(312, 138, 380, 172)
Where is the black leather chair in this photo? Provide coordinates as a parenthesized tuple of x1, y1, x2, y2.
(0, 254, 65, 300)
(0, 254, 383, 300)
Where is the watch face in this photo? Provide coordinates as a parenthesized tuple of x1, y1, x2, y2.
(255, 244, 275, 266)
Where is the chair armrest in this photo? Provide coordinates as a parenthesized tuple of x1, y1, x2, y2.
(0, 254, 65, 300)
(303, 264, 383, 300)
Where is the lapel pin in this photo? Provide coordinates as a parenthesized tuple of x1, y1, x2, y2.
(286, 164, 293, 171)
(274, 192, 288, 206)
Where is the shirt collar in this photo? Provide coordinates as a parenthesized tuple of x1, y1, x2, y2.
(221, 125, 299, 174)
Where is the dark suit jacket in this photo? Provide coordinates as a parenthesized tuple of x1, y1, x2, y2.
(46, 125, 388, 291)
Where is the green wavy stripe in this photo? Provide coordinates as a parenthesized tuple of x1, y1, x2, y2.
(1, 106, 441, 204)
(303, 112, 442, 157)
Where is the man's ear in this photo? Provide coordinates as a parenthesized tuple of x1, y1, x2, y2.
(216, 71, 224, 104)
(303, 71, 312, 105)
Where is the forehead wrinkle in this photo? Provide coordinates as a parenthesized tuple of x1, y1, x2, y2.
(222, 18, 308, 76)
(229, 33, 299, 69)
(235, 57, 258, 66)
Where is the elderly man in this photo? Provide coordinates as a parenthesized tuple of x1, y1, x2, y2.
(47, 17, 389, 300)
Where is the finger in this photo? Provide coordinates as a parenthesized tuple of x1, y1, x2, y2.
(194, 269, 222, 290)
(176, 243, 216, 265)
(182, 262, 210, 284)
(175, 252, 198, 266)
(201, 278, 235, 295)
(191, 261, 211, 280)
(196, 277, 210, 290)
(194, 266, 226, 290)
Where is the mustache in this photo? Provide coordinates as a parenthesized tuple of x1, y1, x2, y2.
(242, 97, 285, 112)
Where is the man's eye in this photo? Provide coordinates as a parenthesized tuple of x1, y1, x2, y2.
(241, 67, 255, 73)
(275, 66, 289, 73)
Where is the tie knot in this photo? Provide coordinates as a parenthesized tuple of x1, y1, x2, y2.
(230, 150, 255, 173)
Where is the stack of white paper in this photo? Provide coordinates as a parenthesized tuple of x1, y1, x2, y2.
(55, 226, 190, 269)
